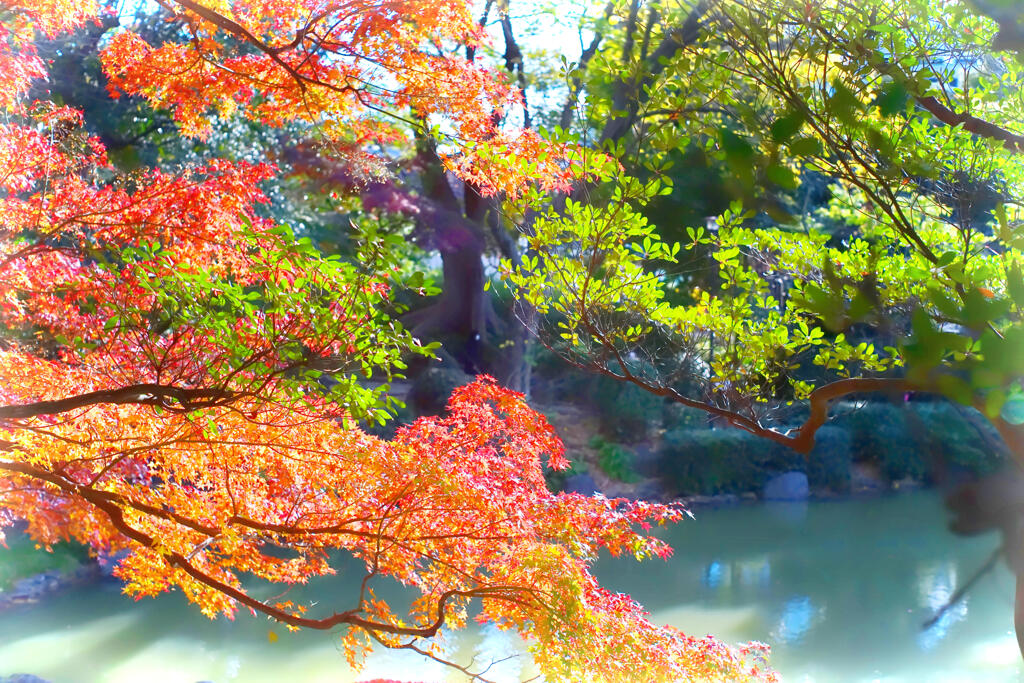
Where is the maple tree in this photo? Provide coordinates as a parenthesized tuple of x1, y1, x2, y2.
(0, 0, 776, 680)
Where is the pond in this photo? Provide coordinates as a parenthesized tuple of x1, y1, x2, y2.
(0, 491, 1020, 682)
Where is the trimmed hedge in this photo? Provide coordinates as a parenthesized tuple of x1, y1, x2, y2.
(657, 399, 1005, 496)
(834, 402, 925, 481)
(805, 425, 852, 493)
(658, 428, 801, 495)
(830, 400, 1005, 479)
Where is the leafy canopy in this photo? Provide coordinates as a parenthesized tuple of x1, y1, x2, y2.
(508, 0, 1024, 457)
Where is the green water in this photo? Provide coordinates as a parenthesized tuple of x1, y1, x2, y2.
(1, 492, 1021, 682)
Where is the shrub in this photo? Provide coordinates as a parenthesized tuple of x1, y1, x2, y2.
(591, 377, 664, 441)
(836, 402, 926, 480)
(589, 436, 640, 482)
(657, 428, 802, 495)
(832, 400, 1007, 482)
(912, 402, 1006, 476)
(0, 533, 91, 590)
(406, 363, 472, 417)
(662, 401, 712, 430)
(544, 457, 585, 493)
(806, 425, 852, 493)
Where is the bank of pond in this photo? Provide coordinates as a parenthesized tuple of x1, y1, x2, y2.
(1, 491, 1020, 682)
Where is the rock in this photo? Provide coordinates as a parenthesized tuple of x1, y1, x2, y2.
(851, 462, 886, 494)
(12, 571, 61, 596)
(0, 563, 101, 611)
(763, 471, 809, 501)
(565, 473, 599, 496)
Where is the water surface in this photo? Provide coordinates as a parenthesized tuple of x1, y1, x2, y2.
(1, 492, 1020, 681)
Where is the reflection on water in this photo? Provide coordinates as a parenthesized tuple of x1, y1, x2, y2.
(772, 596, 824, 645)
(1, 492, 1022, 682)
(738, 556, 772, 589)
(595, 491, 1020, 682)
(471, 623, 524, 683)
(702, 556, 771, 591)
(349, 631, 455, 683)
(916, 562, 969, 651)
(703, 560, 728, 588)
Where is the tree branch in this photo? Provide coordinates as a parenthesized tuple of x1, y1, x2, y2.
(916, 95, 1024, 152)
(0, 459, 535, 638)
(559, 3, 614, 130)
(598, 0, 710, 145)
(0, 384, 234, 420)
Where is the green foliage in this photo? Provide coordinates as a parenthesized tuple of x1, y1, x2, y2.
(543, 457, 584, 493)
(406, 362, 472, 417)
(657, 401, 1004, 496)
(662, 401, 712, 430)
(89, 221, 431, 426)
(836, 403, 927, 481)
(914, 403, 1007, 475)
(832, 401, 1006, 480)
(805, 426, 853, 494)
(0, 534, 90, 591)
(658, 429, 800, 495)
(589, 436, 639, 483)
(507, 0, 1024, 449)
(528, 349, 664, 440)
(592, 379, 664, 441)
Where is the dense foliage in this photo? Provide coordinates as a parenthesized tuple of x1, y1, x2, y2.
(513, 0, 1024, 449)
(503, 0, 1024, 658)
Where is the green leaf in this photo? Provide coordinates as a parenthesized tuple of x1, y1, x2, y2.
(719, 128, 754, 160)
(873, 81, 909, 116)
(826, 80, 862, 125)
(770, 110, 805, 142)
(789, 136, 822, 157)
(766, 164, 798, 189)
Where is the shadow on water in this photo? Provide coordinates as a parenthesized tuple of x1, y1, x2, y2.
(1, 492, 1022, 681)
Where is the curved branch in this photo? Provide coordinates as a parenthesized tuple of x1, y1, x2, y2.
(572, 313, 909, 452)
(916, 95, 1024, 152)
(165, 0, 361, 98)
